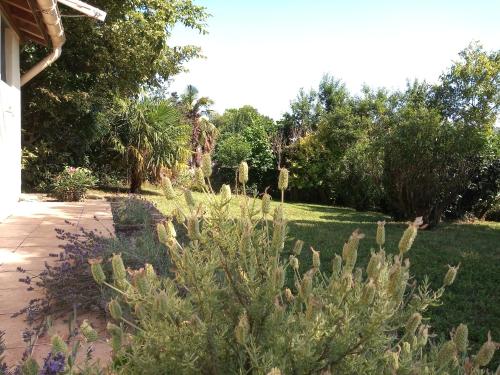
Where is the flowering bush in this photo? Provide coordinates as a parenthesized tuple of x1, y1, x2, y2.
(7, 322, 104, 375)
(90, 157, 497, 374)
(52, 167, 97, 201)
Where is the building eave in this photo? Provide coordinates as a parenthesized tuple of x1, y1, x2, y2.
(0, 0, 52, 46)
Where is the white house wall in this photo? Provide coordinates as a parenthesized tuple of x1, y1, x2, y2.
(0, 25, 21, 221)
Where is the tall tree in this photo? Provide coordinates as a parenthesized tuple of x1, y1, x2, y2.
(279, 88, 321, 144)
(175, 85, 216, 166)
(98, 97, 190, 193)
(432, 42, 500, 128)
(432, 43, 500, 218)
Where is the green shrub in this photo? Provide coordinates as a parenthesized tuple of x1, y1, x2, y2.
(382, 87, 489, 226)
(213, 106, 276, 191)
(215, 134, 252, 168)
(52, 166, 97, 201)
(92, 159, 497, 374)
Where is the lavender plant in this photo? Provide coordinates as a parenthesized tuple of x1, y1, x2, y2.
(16, 194, 172, 331)
(1, 314, 104, 375)
(91, 157, 498, 374)
(16, 321, 103, 375)
(0, 330, 8, 375)
(15, 224, 114, 329)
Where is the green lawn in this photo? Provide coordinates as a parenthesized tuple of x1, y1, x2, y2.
(141, 184, 500, 366)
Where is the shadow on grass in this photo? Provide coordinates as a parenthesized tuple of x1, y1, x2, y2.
(292, 203, 390, 223)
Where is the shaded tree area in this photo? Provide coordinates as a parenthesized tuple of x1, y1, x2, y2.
(21, 0, 209, 191)
(96, 97, 190, 193)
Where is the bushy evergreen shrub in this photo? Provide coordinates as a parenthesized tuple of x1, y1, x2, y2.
(90, 158, 498, 374)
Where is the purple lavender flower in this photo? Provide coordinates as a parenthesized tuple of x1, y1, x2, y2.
(40, 352, 66, 375)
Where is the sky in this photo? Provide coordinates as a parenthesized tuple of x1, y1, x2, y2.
(167, 0, 500, 120)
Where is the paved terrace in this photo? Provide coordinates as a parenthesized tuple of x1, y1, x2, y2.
(0, 198, 114, 368)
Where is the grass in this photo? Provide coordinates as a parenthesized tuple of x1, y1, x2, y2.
(141, 187, 500, 363)
(135, 183, 500, 367)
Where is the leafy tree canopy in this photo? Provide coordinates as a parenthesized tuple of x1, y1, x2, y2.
(433, 41, 500, 128)
(21, 0, 209, 187)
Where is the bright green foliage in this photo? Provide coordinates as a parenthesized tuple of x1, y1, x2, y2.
(382, 81, 490, 225)
(96, 168, 497, 374)
(450, 129, 500, 220)
(433, 42, 500, 128)
(19, 358, 38, 375)
(279, 88, 321, 141)
(287, 79, 387, 208)
(214, 106, 276, 188)
(52, 166, 97, 201)
(215, 134, 252, 167)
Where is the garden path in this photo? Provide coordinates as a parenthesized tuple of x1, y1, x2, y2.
(0, 197, 113, 368)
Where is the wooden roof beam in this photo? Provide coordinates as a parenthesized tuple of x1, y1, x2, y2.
(21, 32, 45, 45)
(0, 2, 24, 42)
(9, 5, 37, 22)
(12, 14, 38, 27)
(18, 25, 44, 40)
(2, 0, 31, 12)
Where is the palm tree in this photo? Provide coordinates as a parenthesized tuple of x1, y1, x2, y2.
(178, 85, 217, 166)
(101, 97, 190, 193)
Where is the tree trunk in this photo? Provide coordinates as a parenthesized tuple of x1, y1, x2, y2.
(129, 157, 144, 193)
(130, 170, 143, 193)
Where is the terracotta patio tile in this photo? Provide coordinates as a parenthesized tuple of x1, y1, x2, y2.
(18, 237, 68, 248)
(0, 198, 115, 366)
(0, 272, 30, 290)
(0, 246, 16, 259)
(0, 255, 58, 272)
(0, 229, 36, 238)
(28, 227, 65, 238)
(0, 238, 24, 248)
(0, 224, 40, 231)
(38, 218, 78, 225)
(77, 219, 114, 234)
(0, 314, 28, 348)
(13, 247, 62, 259)
(0, 287, 44, 314)
(2, 347, 25, 369)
